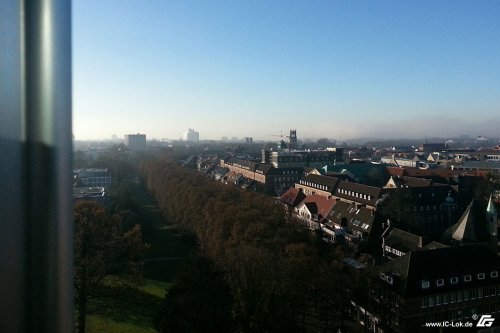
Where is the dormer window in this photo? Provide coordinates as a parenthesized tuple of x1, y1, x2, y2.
(491, 271, 498, 278)
(450, 277, 458, 284)
(478, 273, 485, 280)
(464, 275, 472, 282)
(421, 280, 430, 289)
(436, 279, 444, 287)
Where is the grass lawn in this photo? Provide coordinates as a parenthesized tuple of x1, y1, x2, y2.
(86, 279, 169, 333)
(130, 180, 196, 282)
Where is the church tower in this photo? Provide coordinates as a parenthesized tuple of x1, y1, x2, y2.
(289, 129, 297, 149)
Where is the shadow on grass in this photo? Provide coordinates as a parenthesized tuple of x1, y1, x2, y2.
(88, 282, 165, 329)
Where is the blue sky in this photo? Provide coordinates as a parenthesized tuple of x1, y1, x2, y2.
(73, 0, 500, 141)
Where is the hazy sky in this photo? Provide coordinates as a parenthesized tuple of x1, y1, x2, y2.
(73, 1, 500, 141)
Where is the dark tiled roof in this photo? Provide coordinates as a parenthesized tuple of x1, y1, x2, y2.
(325, 172, 354, 181)
(304, 167, 319, 174)
(279, 187, 306, 208)
(226, 157, 259, 171)
(461, 161, 500, 169)
(373, 245, 500, 297)
(256, 164, 274, 174)
(298, 174, 339, 192)
(422, 241, 447, 250)
(334, 181, 383, 207)
(385, 228, 423, 253)
(401, 176, 433, 188)
(213, 167, 229, 176)
(328, 201, 376, 234)
(404, 167, 463, 179)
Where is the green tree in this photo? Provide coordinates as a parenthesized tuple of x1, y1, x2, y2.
(155, 256, 234, 332)
(74, 201, 148, 333)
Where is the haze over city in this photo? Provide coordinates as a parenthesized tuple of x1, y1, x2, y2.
(73, 1, 500, 141)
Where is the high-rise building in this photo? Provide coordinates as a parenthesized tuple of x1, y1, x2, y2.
(124, 133, 146, 150)
(289, 129, 297, 149)
(182, 128, 199, 142)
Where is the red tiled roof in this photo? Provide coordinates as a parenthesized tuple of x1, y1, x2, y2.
(279, 187, 306, 207)
(299, 194, 337, 218)
(386, 166, 406, 177)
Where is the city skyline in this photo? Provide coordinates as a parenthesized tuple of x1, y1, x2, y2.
(73, 1, 500, 141)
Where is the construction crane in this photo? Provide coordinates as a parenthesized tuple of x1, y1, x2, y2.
(268, 132, 290, 139)
(267, 129, 298, 150)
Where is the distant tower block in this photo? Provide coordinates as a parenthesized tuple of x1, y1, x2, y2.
(124, 133, 146, 150)
(289, 129, 297, 149)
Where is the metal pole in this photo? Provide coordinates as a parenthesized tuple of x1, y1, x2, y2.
(0, 1, 73, 332)
(0, 1, 26, 330)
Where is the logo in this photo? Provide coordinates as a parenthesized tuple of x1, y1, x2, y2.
(476, 314, 495, 327)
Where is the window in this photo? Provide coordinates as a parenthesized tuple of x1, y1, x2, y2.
(464, 275, 472, 282)
(422, 297, 428, 308)
(451, 277, 458, 284)
(491, 271, 498, 278)
(421, 280, 430, 289)
(436, 279, 444, 287)
(478, 273, 485, 280)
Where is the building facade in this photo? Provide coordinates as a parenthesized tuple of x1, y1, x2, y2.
(357, 245, 500, 332)
(74, 168, 112, 188)
(124, 133, 146, 150)
(183, 128, 199, 142)
(262, 149, 344, 169)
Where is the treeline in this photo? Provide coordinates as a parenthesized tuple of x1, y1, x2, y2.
(141, 156, 361, 332)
